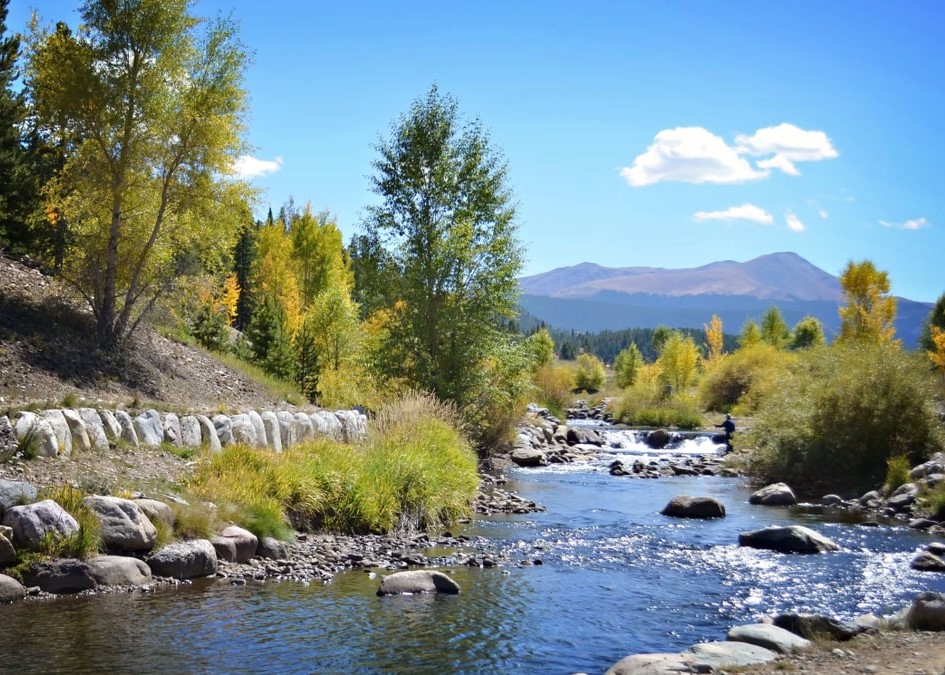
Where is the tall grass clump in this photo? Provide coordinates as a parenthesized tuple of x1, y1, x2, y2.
(37, 485, 101, 558)
(185, 393, 478, 536)
(359, 393, 478, 532)
(747, 343, 945, 495)
(884, 454, 912, 496)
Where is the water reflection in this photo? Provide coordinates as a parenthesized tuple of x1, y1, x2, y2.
(2, 464, 945, 674)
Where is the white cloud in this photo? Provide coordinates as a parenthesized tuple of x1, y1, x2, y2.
(622, 123, 838, 187)
(694, 203, 774, 225)
(786, 211, 806, 232)
(233, 154, 283, 179)
(735, 123, 838, 176)
(880, 217, 930, 230)
(619, 127, 767, 186)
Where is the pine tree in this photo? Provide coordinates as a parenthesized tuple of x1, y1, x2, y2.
(0, 0, 32, 252)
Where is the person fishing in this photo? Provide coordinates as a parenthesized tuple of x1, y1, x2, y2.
(715, 414, 735, 453)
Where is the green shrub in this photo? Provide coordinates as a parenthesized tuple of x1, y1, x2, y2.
(699, 343, 795, 414)
(532, 364, 573, 418)
(613, 394, 702, 429)
(747, 343, 945, 494)
(884, 455, 912, 495)
(574, 353, 605, 393)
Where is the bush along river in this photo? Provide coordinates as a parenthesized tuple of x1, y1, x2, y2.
(4, 423, 945, 674)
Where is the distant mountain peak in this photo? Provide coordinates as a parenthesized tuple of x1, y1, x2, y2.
(519, 252, 843, 303)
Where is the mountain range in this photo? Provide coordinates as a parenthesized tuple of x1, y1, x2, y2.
(518, 252, 933, 347)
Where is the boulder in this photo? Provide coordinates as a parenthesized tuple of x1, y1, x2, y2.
(78, 408, 110, 450)
(749, 482, 796, 506)
(661, 495, 726, 519)
(15, 411, 58, 457)
(738, 525, 839, 554)
(83, 495, 157, 552)
(276, 411, 297, 449)
(180, 415, 202, 448)
(911, 453, 945, 480)
(134, 498, 175, 528)
(906, 592, 945, 631)
(859, 490, 882, 508)
(114, 410, 139, 447)
(212, 415, 234, 446)
(726, 623, 811, 654)
(98, 409, 122, 441)
(686, 641, 778, 669)
(61, 408, 92, 452)
(821, 494, 844, 507)
(605, 653, 694, 675)
(260, 412, 282, 453)
(773, 613, 867, 641)
(2, 499, 79, 551)
(211, 525, 258, 563)
(886, 491, 916, 511)
(196, 414, 221, 452)
(0, 573, 26, 603)
(23, 558, 96, 594)
(335, 409, 367, 442)
(509, 447, 547, 467)
(146, 539, 218, 579)
(163, 412, 183, 446)
(133, 409, 164, 447)
(41, 409, 72, 456)
(377, 570, 460, 596)
(911, 551, 945, 572)
(86, 555, 152, 587)
(645, 429, 670, 449)
(295, 412, 314, 441)
(0, 478, 37, 514)
(0, 529, 16, 566)
(247, 411, 267, 448)
(230, 413, 257, 446)
(257, 536, 288, 560)
(318, 412, 345, 441)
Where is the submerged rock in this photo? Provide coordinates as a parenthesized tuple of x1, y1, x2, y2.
(660, 495, 726, 519)
(377, 570, 460, 596)
(738, 525, 839, 554)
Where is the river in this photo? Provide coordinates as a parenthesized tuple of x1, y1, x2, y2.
(3, 430, 945, 674)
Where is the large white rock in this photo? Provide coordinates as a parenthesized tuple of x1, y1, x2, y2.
(686, 641, 778, 669)
(336, 409, 367, 441)
(213, 414, 234, 446)
(605, 653, 694, 675)
(276, 411, 297, 449)
(163, 412, 183, 446)
(41, 409, 72, 456)
(61, 408, 92, 452)
(14, 412, 58, 457)
(98, 409, 122, 441)
(295, 413, 314, 442)
(134, 409, 164, 447)
(83, 495, 157, 552)
(2, 499, 79, 551)
(247, 411, 267, 448)
(230, 413, 257, 446)
(134, 498, 175, 527)
(196, 414, 221, 452)
(114, 410, 139, 447)
(180, 415, 202, 447)
(260, 412, 282, 453)
(78, 408, 109, 450)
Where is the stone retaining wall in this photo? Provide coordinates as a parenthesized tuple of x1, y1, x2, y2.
(1, 406, 368, 458)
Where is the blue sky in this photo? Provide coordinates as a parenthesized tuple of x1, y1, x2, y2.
(13, 1, 945, 302)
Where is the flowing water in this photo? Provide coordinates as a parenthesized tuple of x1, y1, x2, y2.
(3, 429, 945, 674)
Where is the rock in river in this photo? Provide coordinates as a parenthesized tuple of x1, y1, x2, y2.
(661, 495, 726, 519)
(377, 570, 460, 596)
(738, 525, 839, 554)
